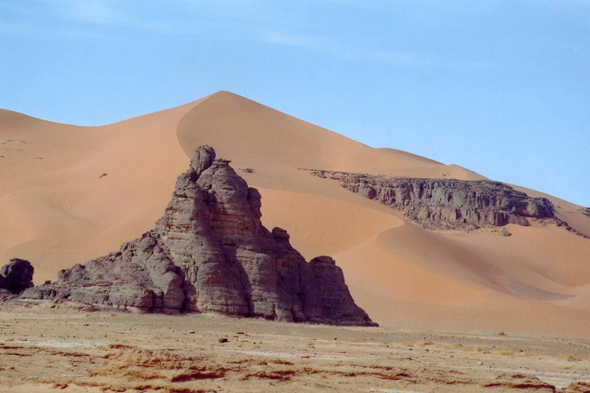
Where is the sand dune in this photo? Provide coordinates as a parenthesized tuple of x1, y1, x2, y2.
(0, 100, 202, 281)
(2, 91, 590, 336)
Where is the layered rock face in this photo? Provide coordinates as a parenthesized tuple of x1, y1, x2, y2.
(22, 147, 375, 326)
(306, 170, 555, 230)
(0, 258, 34, 295)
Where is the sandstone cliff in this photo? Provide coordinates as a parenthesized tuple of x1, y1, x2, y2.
(305, 169, 555, 231)
(22, 147, 375, 326)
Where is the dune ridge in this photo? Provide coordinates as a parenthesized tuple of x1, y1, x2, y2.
(2, 91, 590, 336)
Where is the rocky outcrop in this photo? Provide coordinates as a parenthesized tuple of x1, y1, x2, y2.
(305, 170, 555, 230)
(23, 233, 187, 311)
(22, 146, 375, 326)
(0, 258, 34, 295)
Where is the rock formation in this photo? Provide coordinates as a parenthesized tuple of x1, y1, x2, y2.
(22, 146, 375, 326)
(0, 258, 34, 295)
(305, 169, 555, 231)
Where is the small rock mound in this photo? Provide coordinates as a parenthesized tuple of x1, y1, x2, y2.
(22, 146, 375, 326)
(0, 258, 34, 295)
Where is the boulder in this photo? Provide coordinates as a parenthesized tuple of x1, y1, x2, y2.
(0, 258, 34, 294)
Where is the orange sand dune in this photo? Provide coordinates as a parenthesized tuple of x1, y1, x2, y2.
(0, 99, 204, 280)
(2, 91, 590, 336)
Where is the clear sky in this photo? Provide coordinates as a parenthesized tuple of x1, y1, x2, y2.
(1, 1, 589, 206)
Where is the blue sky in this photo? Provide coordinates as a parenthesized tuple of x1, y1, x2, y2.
(1, 0, 589, 206)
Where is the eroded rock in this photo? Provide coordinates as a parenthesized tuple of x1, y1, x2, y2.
(0, 258, 34, 295)
(305, 169, 555, 231)
(22, 147, 375, 326)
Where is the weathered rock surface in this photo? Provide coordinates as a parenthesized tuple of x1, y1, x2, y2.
(21, 146, 375, 326)
(305, 169, 555, 230)
(0, 258, 34, 295)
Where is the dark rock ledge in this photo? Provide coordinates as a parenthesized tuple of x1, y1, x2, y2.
(303, 169, 586, 237)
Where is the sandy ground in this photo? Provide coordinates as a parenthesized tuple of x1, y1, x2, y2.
(1, 301, 590, 393)
(2, 90, 590, 337)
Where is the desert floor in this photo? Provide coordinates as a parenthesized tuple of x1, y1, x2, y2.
(1, 301, 589, 393)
